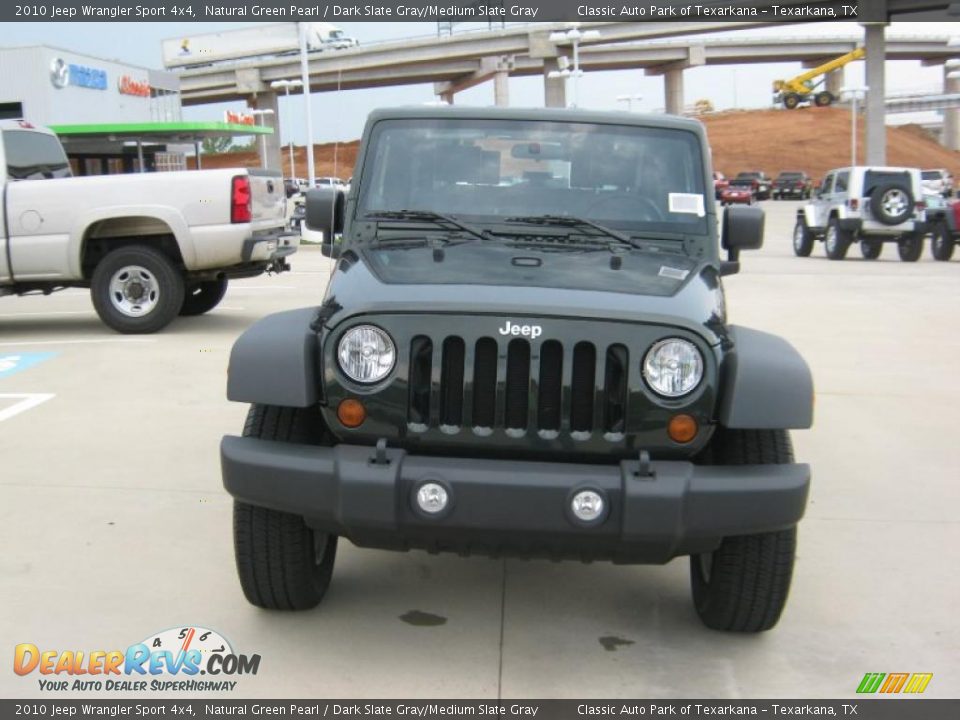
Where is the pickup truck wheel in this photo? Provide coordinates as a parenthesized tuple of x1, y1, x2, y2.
(930, 222, 955, 261)
(690, 428, 797, 632)
(90, 246, 185, 334)
(233, 405, 337, 610)
(860, 239, 883, 260)
(824, 219, 851, 260)
(792, 219, 814, 257)
(180, 278, 229, 316)
(897, 234, 923, 262)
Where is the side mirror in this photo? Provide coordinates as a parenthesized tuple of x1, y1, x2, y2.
(720, 205, 764, 276)
(304, 187, 345, 258)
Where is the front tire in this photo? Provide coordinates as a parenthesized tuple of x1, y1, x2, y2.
(233, 405, 338, 610)
(690, 428, 798, 633)
(90, 245, 185, 334)
(793, 218, 814, 257)
(897, 234, 923, 262)
(930, 222, 955, 261)
(180, 277, 229, 316)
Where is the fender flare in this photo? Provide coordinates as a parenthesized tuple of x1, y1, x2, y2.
(718, 326, 814, 430)
(69, 206, 196, 277)
(227, 307, 320, 408)
(799, 205, 819, 229)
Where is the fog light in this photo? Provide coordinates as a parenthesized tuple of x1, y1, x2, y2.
(337, 399, 366, 428)
(667, 414, 699, 443)
(415, 482, 449, 515)
(571, 490, 605, 523)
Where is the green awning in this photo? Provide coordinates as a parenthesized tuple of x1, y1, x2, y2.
(49, 121, 273, 141)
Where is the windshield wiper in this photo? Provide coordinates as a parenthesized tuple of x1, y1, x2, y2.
(504, 215, 642, 250)
(363, 210, 489, 243)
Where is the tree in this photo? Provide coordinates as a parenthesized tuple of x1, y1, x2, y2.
(200, 136, 235, 155)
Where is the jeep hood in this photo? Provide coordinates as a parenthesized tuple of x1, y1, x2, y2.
(322, 243, 727, 345)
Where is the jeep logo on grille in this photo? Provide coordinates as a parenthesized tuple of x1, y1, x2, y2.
(498, 321, 542, 339)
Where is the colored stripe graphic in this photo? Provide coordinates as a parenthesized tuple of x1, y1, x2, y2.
(904, 674, 933, 694)
(880, 673, 909, 693)
(857, 673, 886, 694)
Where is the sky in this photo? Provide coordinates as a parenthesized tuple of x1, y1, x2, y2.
(6, 20, 960, 144)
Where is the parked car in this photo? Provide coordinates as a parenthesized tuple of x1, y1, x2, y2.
(221, 106, 813, 632)
(0, 120, 296, 333)
(720, 180, 757, 206)
(793, 166, 927, 261)
(772, 171, 813, 200)
(713, 171, 729, 199)
(921, 168, 954, 198)
(315, 176, 346, 190)
(734, 171, 772, 200)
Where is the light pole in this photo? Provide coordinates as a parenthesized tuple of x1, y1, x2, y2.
(548, 24, 600, 108)
(250, 109, 275, 169)
(616, 94, 643, 112)
(840, 86, 868, 167)
(271, 79, 303, 180)
(299, 23, 316, 187)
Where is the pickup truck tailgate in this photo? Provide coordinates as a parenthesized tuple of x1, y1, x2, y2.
(248, 170, 286, 232)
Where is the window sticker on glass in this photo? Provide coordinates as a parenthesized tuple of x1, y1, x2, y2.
(668, 193, 705, 217)
(658, 266, 690, 280)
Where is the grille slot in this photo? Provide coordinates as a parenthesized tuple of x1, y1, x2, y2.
(472, 338, 498, 428)
(505, 339, 531, 430)
(537, 340, 563, 431)
(570, 342, 596, 433)
(440, 337, 465, 427)
(408, 336, 432, 425)
(604, 344, 629, 434)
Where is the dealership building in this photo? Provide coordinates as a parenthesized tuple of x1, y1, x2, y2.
(0, 45, 266, 174)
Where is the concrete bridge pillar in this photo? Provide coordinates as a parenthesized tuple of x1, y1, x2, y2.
(863, 23, 888, 166)
(248, 91, 282, 172)
(943, 64, 960, 151)
(494, 71, 510, 107)
(665, 68, 685, 115)
(826, 68, 845, 99)
(543, 58, 567, 108)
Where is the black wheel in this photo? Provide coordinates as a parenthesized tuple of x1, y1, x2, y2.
(860, 239, 883, 260)
(897, 233, 923, 262)
(90, 245, 185, 334)
(234, 405, 338, 611)
(869, 183, 914, 226)
(783, 93, 801, 110)
(824, 218, 851, 260)
(930, 222, 956, 261)
(690, 428, 798, 632)
(792, 218, 814, 257)
(180, 277, 229, 316)
(814, 91, 834, 107)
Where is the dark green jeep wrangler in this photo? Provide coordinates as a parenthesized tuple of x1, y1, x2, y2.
(221, 108, 813, 632)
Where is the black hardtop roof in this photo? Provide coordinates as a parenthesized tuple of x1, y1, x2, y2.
(364, 106, 707, 136)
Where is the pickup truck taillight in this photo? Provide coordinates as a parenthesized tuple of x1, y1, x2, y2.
(231, 175, 252, 224)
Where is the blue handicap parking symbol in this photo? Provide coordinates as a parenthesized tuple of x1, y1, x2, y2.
(0, 352, 58, 380)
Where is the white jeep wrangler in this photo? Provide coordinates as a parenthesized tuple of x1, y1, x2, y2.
(793, 166, 928, 261)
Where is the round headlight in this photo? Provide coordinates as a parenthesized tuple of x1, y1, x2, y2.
(643, 338, 703, 398)
(337, 325, 396, 384)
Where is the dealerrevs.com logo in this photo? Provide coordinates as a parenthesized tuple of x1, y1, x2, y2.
(13, 626, 260, 692)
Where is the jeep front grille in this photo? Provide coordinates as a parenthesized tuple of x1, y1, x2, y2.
(408, 335, 630, 439)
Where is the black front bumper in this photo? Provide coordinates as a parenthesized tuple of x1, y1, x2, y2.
(221, 437, 810, 563)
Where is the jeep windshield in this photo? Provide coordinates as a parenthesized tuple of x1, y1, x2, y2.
(355, 118, 708, 240)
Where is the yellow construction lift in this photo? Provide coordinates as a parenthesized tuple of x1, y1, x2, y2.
(773, 47, 866, 109)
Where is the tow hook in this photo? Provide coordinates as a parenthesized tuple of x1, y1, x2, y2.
(372, 438, 390, 466)
(635, 449, 654, 479)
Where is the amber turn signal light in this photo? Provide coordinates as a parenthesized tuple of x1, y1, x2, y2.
(337, 399, 367, 428)
(667, 414, 698, 443)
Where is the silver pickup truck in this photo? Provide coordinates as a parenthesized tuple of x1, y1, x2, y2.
(0, 120, 296, 333)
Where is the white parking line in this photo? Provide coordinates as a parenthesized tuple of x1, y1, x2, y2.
(0, 393, 55, 423)
(0, 310, 94, 317)
(0, 339, 157, 347)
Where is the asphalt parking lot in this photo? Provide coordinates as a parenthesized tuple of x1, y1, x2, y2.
(2, 199, 958, 699)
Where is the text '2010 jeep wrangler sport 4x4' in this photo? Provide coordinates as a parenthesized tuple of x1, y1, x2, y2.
(221, 108, 814, 632)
